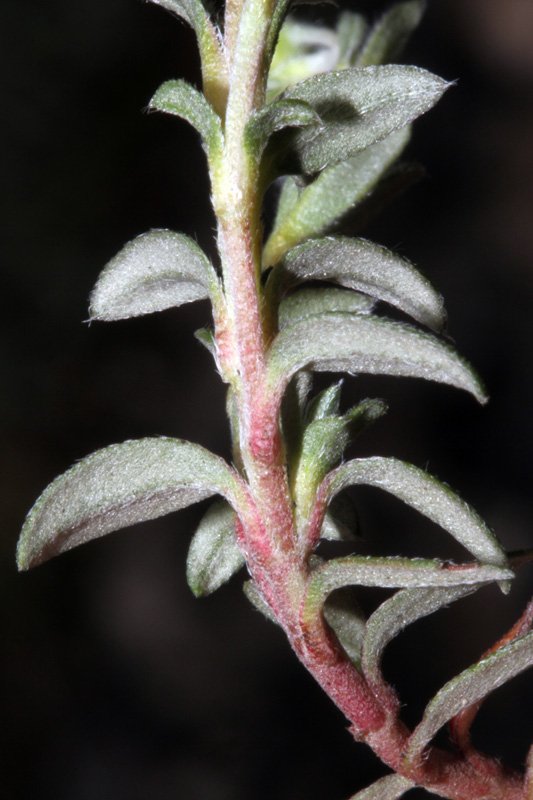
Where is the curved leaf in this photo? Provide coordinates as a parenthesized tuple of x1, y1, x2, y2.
(362, 585, 475, 689)
(149, 79, 223, 159)
(336, 12, 368, 68)
(246, 99, 320, 159)
(186, 501, 245, 597)
(347, 774, 414, 800)
(282, 65, 448, 173)
(17, 438, 243, 570)
(355, 1, 426, 68)
(276, 235, 445, 331)
(406, 631, 533, 762)
(148, 0, 227, 114)
(278, 287, 375, 329)
(264, 129, 410, 267)
(90, 230, 220, 321)
(326, 457, 507, 568)
(306, 556, 512, 608)
(266, 312, 487, 404)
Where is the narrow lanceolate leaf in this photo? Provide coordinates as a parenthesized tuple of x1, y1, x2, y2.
(323, 588, 366, 666)
(278, 287, 374, 330)
(336, 12, 368, 68)
(149, 80, 223, 160)
(246, 99, 320, 159)
(347, 774, 414, 800)
(186, 501, 245, 597)
(362, 586, 475, 690)
(263, 129, 410, 267)
(148, 0, 227, 115)
(406, 631, 533, 762)
(355, 1, 426, 67)
(282, 65, 448, 173)
(266, 312, 487, 405)
(306, 556, 513, 612)
(278, 236, 445, 331)
(326, 458, 507, 568)
(17, 438, 244, 571)
(89, 230, 220, 321)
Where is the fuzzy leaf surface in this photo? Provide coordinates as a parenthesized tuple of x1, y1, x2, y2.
(267, 312, 487, 404)
(282, 65, 448, 173)
(348, 774, 414, 800)
(247, 99, 320, 158)
(407, 631, 533, 761)
(90, 230, 219, 321)
(307, 556, 512, 603)
(264, 129, 409, 267)
(355, 1, 426, 67)
(17, 438, 242, 570)
(362, 585, 475, 688)
(186, 501, 245, 597)
(326, 458, 507, 567)
(278, 287, 374, 329)
(149, 79, 223, 157)
(277, 236, 445, 330)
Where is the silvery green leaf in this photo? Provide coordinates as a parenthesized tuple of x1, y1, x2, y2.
(17, 438, 242, 571)
(266, 312, 487, 405)
(323, 587, 366, 666)
(243, 580, 278, 624)
(263, 129, 410, 267)
(194, 327, 217, 358)
(355, 1, 426, 67)
(89, 230, 220, 321)
(406, 631, 533, 762)
(282, 65, 448, 173)
(186, 501, 245, 597)
(336, 12, 368, 68)
(278, 288, 375, 329)
(362, 586, 475, 688)
(149, 79, 223, 158)
(246, 99, 320, 158)
(278, 235, 445, 331)
(307, 556, 513, 607)
(148, 0, 208, 28)
(347, 774, 414, 800)
(305, 381, 343, 422)
(327, 457, 507, 568)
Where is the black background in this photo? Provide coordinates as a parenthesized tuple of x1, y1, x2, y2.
(2, 1, 532, 798)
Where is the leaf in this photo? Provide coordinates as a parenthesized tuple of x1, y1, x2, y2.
(326, 457, 507, 568)
(336, 12, 368, 68)
(406, 631, 533, 762)
(17, 438, 243, 571)
(362, 585, 475, 690)
(276, 235, 445, 331)
(89, 230, 220, 322)
(186, 501, 245, 597)
(307, 556, 512, 606)
(194, 326, 217, 359)
(148, 0, 228, 115)
(243, 580, 278, 624)
(281, 65, 449, 173)
(246, 99, 320, 159)
(321, 494, 359, 542)
(266, 312, 487, 405)
(356, 1, 426, 67)
(323, 587, 366, 666)
(278, 287, 375, 329)
(347, 774, 414, 800)
(294, 400, 387, 526)
(263, 129, 410, 267)
(266, 17, 340, 100)
(149, 79, 223, 159)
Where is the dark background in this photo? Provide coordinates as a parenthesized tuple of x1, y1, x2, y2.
(2, 1, 532, 798)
